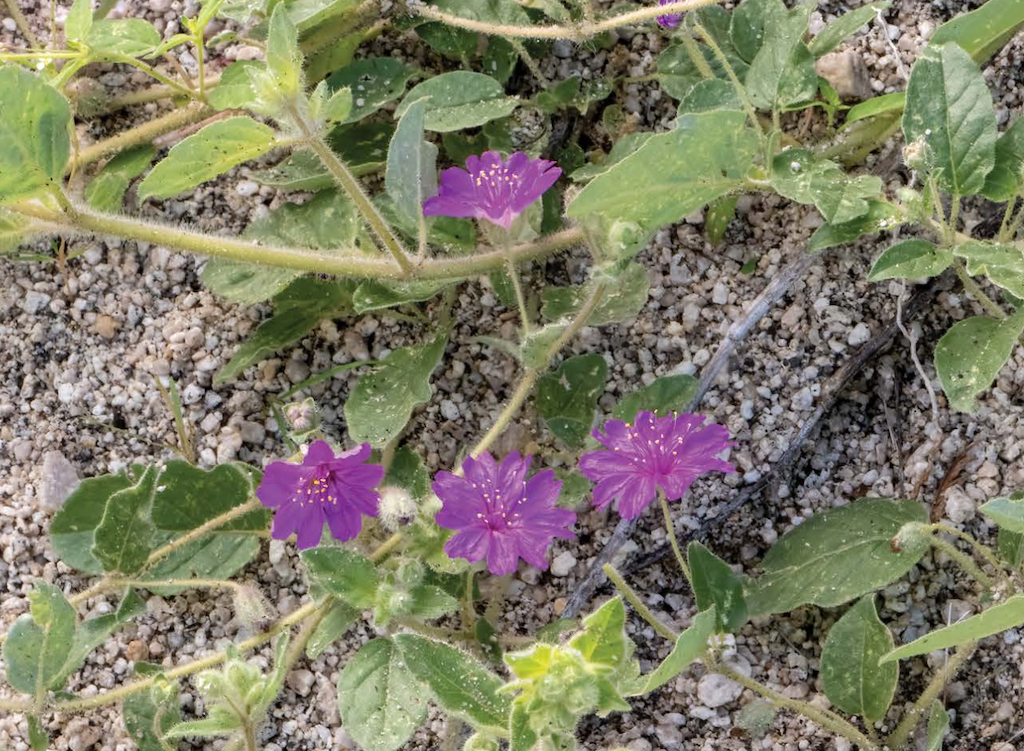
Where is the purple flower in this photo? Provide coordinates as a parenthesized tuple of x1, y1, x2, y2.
(657, 0, 682, 29)
(256, 440, 384, 549)
(433, 452, 576, 575)
(579, 411, 734, 520)
(422, 151, 562, 231)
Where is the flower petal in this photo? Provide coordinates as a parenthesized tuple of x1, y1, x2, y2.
(444, 526, 491, 564)
(486, 532, 520, 575)
(256, 461, 308, 508)
(303, 439, 336, 465)
(325, 503, 364, 543)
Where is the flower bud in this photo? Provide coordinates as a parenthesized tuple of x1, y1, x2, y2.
(378, 485, 417, 531)
(463, 733, 500, 751)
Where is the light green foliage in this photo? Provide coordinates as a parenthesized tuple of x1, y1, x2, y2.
(397, 72, 518, 132)
(84, 144, 155, 212)
(50, 471, 134, 574)
(265, 3, 303, 101)
(394, 633, 511, 731)
(541, 263, 649, 327)
(808, 199, 903, 252)
(216, 276, 355, 385)
(704, 195, 738, 244)
(934, 306, 1024, 413)
(53, 590, 146, 689)
(345, 330, 449, 446)
(925, 700, 950, 751)
(2, 582, 76, 696)
(980, 494, 1024, 533)
(83, 19, 161, 56)
(337, 638, 428, 751)
(744, 0, 817, 111)
(808, 2, 889, 57)
(207, 60, 260, 110)
(536, 354, 608, 447)
(820, 596, 898, 721)
(982, 118, 1024, 201)
(352, 279, 454, 314)
(688, 542, 747, 633)
(744, 498, 930, 616)
(868, 239, 953, 281)
(0, 209, 30, 253)
(327, 58, 419, 124)
(658, 6, 748, 99)
(251, 122, 392, 190)
(310, 81, 353, 126)
(771, 149, 882, 224)
(568, 111, 759, 232)
(307, 600, 359, 660)
(902, 43, 996, 196)
(0, 67, 71, 204)
(138, 116, 277, 200)
(570, 133, 653, 183)
(92, 464, 163, 575)
(952, 242, 1024, 298)
(65, 0, 93, 43)
(567, 598, 628, 671)
(386, 97, 438, 227)
(123, 675, 182, 751)
(611, 375, 698, 423)
(301, 547, 380, 608)
(930, 0, 1024, 63)
(845, 91, 906, 124)
(882, 595, 1024, 662)
(641, 608, 716, 693)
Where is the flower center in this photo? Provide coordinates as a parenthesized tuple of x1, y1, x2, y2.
(295, 466, 339, 507)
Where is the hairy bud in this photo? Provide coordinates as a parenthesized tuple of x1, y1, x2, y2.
(378, 485, 417, 531)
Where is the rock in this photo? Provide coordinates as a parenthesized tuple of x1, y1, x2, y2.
(126, 640, 149, 662)
(39, 451, 80, 511)
(711, 282, 729, 305)
(697, 672, 743, 708)
(93, 314, 119, 339)
(847, 322, 871, 347)
(236, 180, 259, 197)
(440, 399, 460, 421)
(551, 550, 577, 577)
(287, 668, 316, 696)
(815, 51, 873, 101)
(23, 290, 50, 314)
(944, 486, 975, 524)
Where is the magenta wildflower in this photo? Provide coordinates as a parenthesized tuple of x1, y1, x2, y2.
(579, 411, 734, 520)
(422, 151, 562, 231)
(256, 440, 384, 549)
(656, 0, 682, 29)
(433, 452, 576, 575)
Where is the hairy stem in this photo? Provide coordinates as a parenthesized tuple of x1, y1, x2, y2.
(930, 523, 1010, 582)
(693, 22, 764, 139)
(3, 0, 40, 47)
(414, 0, 722, 40)
(928, 532, 996, 590)
(678, 26, 714, 81)
(505, 255, 532, 335)
(70, 104, 212, 171)
(953, 261, 1006, 319)
(659, 492, 692, 585)
(603, 564, 677, 641)
(885, 643, 977, 750)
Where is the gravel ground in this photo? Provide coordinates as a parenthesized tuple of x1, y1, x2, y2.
(1, 1, 1024, 750)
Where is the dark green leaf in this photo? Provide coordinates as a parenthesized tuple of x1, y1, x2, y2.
(92, 464, 162, 575)
(930, 0, 1024, 63)
(845, 91, 906, 124)
(642, 608, 716, 693)
(952, 242, 1024, 298)
(771, 149, 882, 224)
(934, 307, 1024, 413)
(981, 119, 1024, 201)
(611, 375, 698, 423)
(385, 446, 431, 500)
(327, 58, 419, 124)
(123, 675, 181, 751)
(2, 582, 76, 695)
(302, 547, 380, 608)
(882, 594, 1024, 662)
(536, 354, 608, 447)
(540, 262, 649, 326)
(396, 72, 518, 132)
(307, 600, 359, 660)
(84, 144, 155, 212)
(868, 239, 953, 281)
(744, 0, 818, 110)
(385, 96, 438, 227)
(51, 470, 134, 574)
(808, 199, 902, 252)
(688, 542, 747, 633)
(808, 2, 889, 57)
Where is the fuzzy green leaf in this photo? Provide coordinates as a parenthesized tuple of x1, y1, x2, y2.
(820, 596, 898, 721)
(568, 598, 627, 670)
(930, 0, 1024, 64)
(207, 60, 260, 110)
(925, 701, 950, 751)
(302, 547, 380, 608)
(541, 263, 649, 327)
(952, 242, 1024, 298)
(2, 582, 76, 695)
(745, 498, 930, 616)
(397, 72, 518, 132)
(771, 149, 882, 224)
(979, 494, 1024, 533)
(642, 607, 716, 693)
(86, 19, 161, 56)
(386, 96, 438, 227)
(51, 470, 134, 574)
(327, 58, 419, 124)
(744, 0, 817, 110)
(981, 118, 1024, 201)
(808, 2, 889, 57)
(91, 464, 163, 575)
(265, 3, 302, 99)
(934, 307, 1024, 413)
(84, 144, 155, 212)
(808, 199, 903, 252)
(536, 354, 608, 447)
(611, 374, 698, 423)
(307, 600, 359, 660)
(845, 91, 906, 125)
(123, 674, 181, 751)
(868, 239, 953, 282)
(688, 542, 747, 633)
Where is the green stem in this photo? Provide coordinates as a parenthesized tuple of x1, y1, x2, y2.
(509, 38, 547, 85)
(243, 723, 259, 751)
(2, 0, 40, 47)
(678, 26, 714, 81)
(928, 533, 995, 590)
(603, 564, 677, 641)
(106, 53, 195, 99)
(885, 643, 977, 750)
(69, 104, 213, 171)
(930, 523, 1009, 582)
(714, 663, 880, 751)
(112, 577, 242, 592)
(692, 22, 763, 139)
(953, 261, 1006, 319)
(370, 532, 403, 562)
(296, 117, 413, 274)
(463, 569, 478, 632)
(997, 195, 1020, 242)
(659, 492, 692, 585)
(0, 50, 80, 59)
(505, 255, 532, 335)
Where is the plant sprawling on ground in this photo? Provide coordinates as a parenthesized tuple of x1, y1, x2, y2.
(1, 0, 1024, 750)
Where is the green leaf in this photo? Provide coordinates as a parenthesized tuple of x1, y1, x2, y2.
(658, 6, 749, 99)
(0, 67, 71, 204)
(808, 2, 889, 57)
(611, 375, 698, 423)
(318, 85, 354, 125)
(337, 638, 427, 751)
(84, 144, 155, 212)
(882, 594, 1024, 663)
(570, 132, 653, 183)
(540, 262, 649, 327)
(50, 470, 134, 574)
(568, 598, 627, 669)
(215, 276, 355, 385)
(86, 19, 161, 56)
(998, 527, 1024, 568)
(396, 72, 518, 132)
(52, 589, 145, 689)
(144, 536, 260, 593)
(688, 542, 747, 633)
(744, 0, 817, 110)
(302, 547, 380, 608)
(867, 239, 953, 282)
(92, 464, 162, 575)
(934, 306, 1024, 413)
(307, 600, 358, 660)
(730, 0, 781, 63)
(393, 633, 511, 732)
(124, 676, 181, 751)
(981, 119, 1024, 201)
(266, 3, 302, 99)
(568, 111, 759, 233)
(509, 702, 538, 751)
(149, 461, 266, 532)
(327, 58, 419, 124)
(925, 700, 950, 751)
(820, 596, 898, 722)
(677, 79, 743, 117)
(407, 584, 460, 620)
(980, 494, 1024, 533)
(384, 445, 431, 499)
(705, 195, 737, 244)
(771, 149, 882, 224)
(641, 608, 716, 693)
(930, 0, 1024, 64)
(164, 715, 242, 739)
(536, 354, 608, 447)
(845, 91, 906, 124)
(28, 716, 47, 751)
(808, 199, 902, 252)
(952, 242, 1024, 298)
(344, 330, 449, 447)
(0, 207, 30, 253)
(902, 43, 997, 196)
(2, 582, 76, 695)
(66, 0, 93, 43)
(744, 498, 930, 616)
(138, 116, 276, 200)
(207, 60, 259, 110)
(386, 97, 438, 227)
